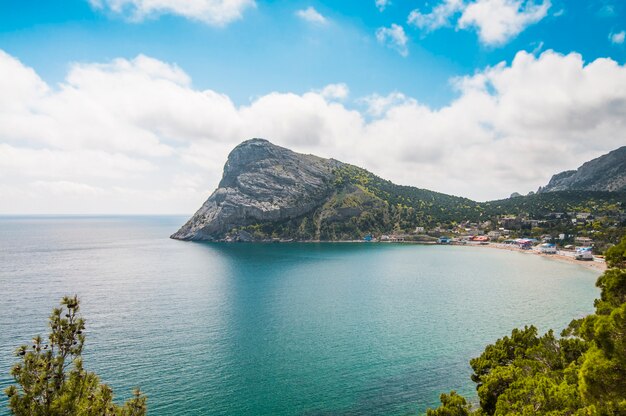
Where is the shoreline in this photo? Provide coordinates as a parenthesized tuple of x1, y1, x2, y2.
(452, 242, 607, 273)
(190, 238, 607, 273)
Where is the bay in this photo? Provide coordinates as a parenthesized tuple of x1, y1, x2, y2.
(0, 216, 599, 415)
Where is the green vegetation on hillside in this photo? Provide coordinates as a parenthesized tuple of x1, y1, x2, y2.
(427, 236, 626, 415)
(482, 191, 626, 218)
(334, 164, 483, 222)
(4, 296, 146, 416)
(228, 164, 626, 247)
(230, 164, 484, 241)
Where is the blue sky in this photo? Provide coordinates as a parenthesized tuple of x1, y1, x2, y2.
(0, 0, 625, 213)
(2, 0, 623, 107)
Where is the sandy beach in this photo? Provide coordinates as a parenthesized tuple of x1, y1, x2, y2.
(274, 239, 608, 273)
(459, 242, 607, 273)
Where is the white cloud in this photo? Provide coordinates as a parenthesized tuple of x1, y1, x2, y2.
(408, 0, 550, 45)
(31, 180, 107, 197)
(88, 0, 255, 26)
(376, 24, 409, 57)
(0, 145, 155, 179)
(2, 49, 626, 213)
(610, 30, 625, 45)
(319, 83, 349, 100)
(407, 0, 464, 31)
(0, 51, 49, 112)
(376, 0, 391, 12)
(295, 6, 327, 24)
(0, 52, 239, 157)
(458, 0, 551, 45)
(360, 92, 415, 117)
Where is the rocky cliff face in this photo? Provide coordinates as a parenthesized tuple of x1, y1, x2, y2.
(539, 147, 626, 193)
(171, 139, 342, 241)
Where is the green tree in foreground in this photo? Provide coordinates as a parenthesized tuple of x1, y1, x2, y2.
(428, 236, 626, 416)
(605, 236, 626, 269)
(5, 296, 146, 416)
(427, 391, 473, 416)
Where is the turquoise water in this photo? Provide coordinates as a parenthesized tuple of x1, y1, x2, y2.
(0, 216, 600, 415)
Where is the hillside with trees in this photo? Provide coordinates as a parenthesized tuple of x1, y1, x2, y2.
(173, 139, 626, 249)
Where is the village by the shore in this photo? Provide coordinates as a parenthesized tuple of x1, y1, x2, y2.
(360, 211, 614, 272)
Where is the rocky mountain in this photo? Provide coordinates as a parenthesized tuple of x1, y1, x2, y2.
(539, 146, 626, 193)
(171, 138, 481, 241)
(171, 139, 342, 240)
(172, 139, 626, 242)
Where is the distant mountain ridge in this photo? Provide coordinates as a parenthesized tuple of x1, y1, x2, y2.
(539, 146, 626, 193)
(172, 139, 626, 241)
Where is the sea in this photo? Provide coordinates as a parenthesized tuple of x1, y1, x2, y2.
(0, 216, 600, 415)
